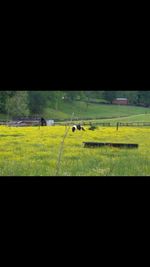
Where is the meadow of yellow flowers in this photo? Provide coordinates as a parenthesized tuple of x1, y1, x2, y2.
(0, 125, 150, 176)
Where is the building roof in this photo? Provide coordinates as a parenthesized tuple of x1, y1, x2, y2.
(115, 98, 128, 100)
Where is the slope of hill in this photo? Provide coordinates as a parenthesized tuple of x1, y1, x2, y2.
(43, 101, 150, 120)
(0, 100, 150, 121)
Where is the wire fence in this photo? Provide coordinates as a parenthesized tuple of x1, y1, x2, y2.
(1, 119, 150, 128)
(55, 121, 150, 127)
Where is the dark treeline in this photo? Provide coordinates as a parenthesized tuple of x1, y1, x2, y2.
(0, 90, 150, 117)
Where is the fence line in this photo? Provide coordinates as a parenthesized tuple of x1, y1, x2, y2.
(1, 120, 150, 127)
(55, 121, 150, 127)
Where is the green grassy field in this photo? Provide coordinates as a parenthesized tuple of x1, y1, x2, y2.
(1, 101, 150, 121)
(0, 125, 150, 176)
(1, 102, 150, 177)
(77, 114, 150, 126)
(56, 113, 150, 127)
(43, 101, 150, 120)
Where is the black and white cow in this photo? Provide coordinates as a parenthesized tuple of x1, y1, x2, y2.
(72, 124, 85, 132)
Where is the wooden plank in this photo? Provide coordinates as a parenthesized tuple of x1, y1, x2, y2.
(83, 142, 139, 148)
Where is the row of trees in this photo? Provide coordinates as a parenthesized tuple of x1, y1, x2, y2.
(0, 90, 150, 118)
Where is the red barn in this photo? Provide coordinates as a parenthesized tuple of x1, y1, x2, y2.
(112, 98, 128, 105)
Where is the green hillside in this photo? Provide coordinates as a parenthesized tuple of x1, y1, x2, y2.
(43, 101, 150, 120)
(0, 100, 150, 122)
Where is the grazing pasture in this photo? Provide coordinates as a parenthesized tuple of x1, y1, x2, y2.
(0, 125, 150, 176)
(43, 101, 150, 120)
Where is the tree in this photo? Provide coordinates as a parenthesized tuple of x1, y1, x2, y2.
(28, 91, 50, 114)
(0, 91, 7, 113)
(137, 91, 150, 106)
(0, 91, 16, 113)
(50, 91, 65, 110)
(103, 91, 117, 103)
(5, 91, 30, 118)
(84, 91, 93, 109)
(65, 91, 77, 102)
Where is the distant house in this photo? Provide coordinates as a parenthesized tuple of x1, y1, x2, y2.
(112, 98, 128, 105)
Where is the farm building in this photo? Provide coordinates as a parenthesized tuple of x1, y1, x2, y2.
(47, 120, 54, 126)
(112, 98, 128, 105)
